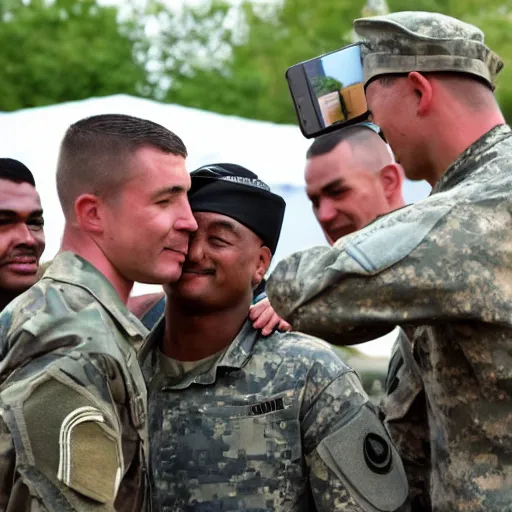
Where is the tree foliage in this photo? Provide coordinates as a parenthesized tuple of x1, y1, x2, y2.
(1, 0, 511, 123)
(0, 0, 148, 111)
(156, 0, 512, 124)
(155, 0, 363, 123)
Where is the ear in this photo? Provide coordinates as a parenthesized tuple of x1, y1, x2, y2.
(378, 163, 404, 203)
(74, 194, 105, 235)
(407, 72, 433, 116)
(252, 246, 272, 288)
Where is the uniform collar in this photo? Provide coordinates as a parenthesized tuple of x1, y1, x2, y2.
(141, 318, 258, 389)
(432, 124, 511, 194)
(43, 252, 147, 342)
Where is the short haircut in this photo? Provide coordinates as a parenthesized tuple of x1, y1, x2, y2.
(307, 124, 387, 156)
(56, 114, 187, 216)
(306, 125, 395, 173)
(0, 158, 35, 186)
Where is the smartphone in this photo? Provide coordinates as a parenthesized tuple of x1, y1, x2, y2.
(286, 43, 369, 139)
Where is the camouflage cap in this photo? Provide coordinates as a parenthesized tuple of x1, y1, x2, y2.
(354, 11, 504, 89)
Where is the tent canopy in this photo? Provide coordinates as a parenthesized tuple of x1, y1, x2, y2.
(0, 94, 431, 356)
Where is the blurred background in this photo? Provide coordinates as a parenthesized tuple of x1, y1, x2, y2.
(1, 0, 511, 120)
(2, 0, 509, 385)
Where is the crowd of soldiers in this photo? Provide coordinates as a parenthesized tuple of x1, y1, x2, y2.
(0, 9, 510, 512)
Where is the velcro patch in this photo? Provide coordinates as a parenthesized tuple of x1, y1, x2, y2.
(317, 404, 408, 511)
(57, 406, 122, 504)
(22, 376, 123, 505)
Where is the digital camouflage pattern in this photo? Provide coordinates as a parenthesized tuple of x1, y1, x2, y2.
(137, 294, 393, 404)
(267, 124, 512, 511)
(0, 252, 148, 512)
(354, 11, 504, 88)
(139, 319, 408, 512)
(383, 330, 431, 512)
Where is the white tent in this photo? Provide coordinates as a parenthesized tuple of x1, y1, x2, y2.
(0, 94, 431, 357)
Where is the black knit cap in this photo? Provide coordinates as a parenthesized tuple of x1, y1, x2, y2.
(189, 163, 286, 254)
(0, 158, 35, 186)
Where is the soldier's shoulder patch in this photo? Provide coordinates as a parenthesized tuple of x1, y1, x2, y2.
(316, 403, 408, 511)
(57, 405, 122, 503)
(21, 374, 123, 504)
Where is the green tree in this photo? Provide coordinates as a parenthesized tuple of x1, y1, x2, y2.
(155, 0, 362, 123)
(0, 0, 148, 111)
(156, 0, 512, 124)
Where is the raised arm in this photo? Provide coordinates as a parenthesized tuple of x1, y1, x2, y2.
(267, 200, 512, 344)
(302, 362, 408, 511)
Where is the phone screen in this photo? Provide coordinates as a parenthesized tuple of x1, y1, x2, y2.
(286, 44, 369, 138)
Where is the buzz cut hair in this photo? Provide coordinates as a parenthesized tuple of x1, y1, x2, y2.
(0, 158, 36, 187)
(306, 124, 395, 173)
(56, 114, 187, 216)
(307, 124, 383, 159)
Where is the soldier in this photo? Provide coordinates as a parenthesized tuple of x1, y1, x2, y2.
(0, 114, 197, 511)
(252, 122, 404, 334)
(302, 123, 430, 510)
(304, 122, 405, 244)
(0, 158, 45, 311)
(138, 163, 408, 512)
(267, 11, 511, 511)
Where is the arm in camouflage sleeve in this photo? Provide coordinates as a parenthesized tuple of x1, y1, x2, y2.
(0, 415, 55, 512)
(267, 201, 512, 344)
(0, 333, 139, 512)
(302, 366, 408, 511)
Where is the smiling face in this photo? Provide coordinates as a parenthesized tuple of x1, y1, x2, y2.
(305, 140, 392, 244)
(100, 146, 198, 285)
(0, 179, 45, 298)
(168, 211, 270, 312)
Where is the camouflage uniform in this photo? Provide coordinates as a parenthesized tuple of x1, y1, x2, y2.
(383, 330, 431, 512)
(267, 123, 512, 511)
(268, 12, 512, 511)
(0, 252, 148, 511)
(139, 318, 408, 512)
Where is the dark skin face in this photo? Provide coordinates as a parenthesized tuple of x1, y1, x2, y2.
(0, 179, 45, 305)
(168, 211, 270, 313)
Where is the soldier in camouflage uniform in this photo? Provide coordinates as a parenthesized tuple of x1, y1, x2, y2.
(267, 11, 511, 512)
(0, 114, 197, 511)
(302, 124, 431, 509)
(139, 163, 408, 512)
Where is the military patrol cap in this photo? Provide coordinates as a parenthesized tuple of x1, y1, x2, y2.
(354, 11, 504, 89)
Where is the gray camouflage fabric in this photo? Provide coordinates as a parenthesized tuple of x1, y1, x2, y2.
(267, 124, 512, 511)
(383, 329, 431, 511)
(140, 318, 407, 511)
(0, 252, 148, 512)
(354, 11, 503, 88)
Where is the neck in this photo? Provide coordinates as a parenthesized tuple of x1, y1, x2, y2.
(60, 225, 133, 303)
(427, 109, 505, 187)
(162, 295, 251, 361)
(390, 194, 406, 210)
